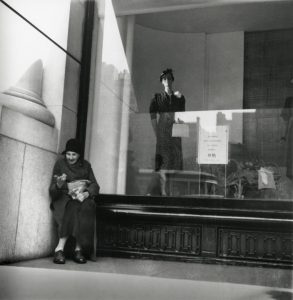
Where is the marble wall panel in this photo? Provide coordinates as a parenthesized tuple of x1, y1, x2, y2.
(14, 144, 57, 259)
(0, 136, 25, 261)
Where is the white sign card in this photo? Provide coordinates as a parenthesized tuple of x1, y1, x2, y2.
(198, 125, 229, 164)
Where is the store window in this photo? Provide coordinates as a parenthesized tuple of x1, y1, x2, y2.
(88, 0, 293, 201)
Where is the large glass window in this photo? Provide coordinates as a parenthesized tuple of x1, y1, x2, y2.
(88, 0, 293, 201)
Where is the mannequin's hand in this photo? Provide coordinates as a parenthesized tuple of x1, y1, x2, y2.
(174, 91, 182, 98)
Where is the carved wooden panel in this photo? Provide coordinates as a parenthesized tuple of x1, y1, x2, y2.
(148, 225, 162, 251)
(117, 224, 131, 248)
(131, 224, 146, 248)
(245, 234, 257, 258)
(282, 237, 293, 261)
(228, 231, 241, 256)
(163, 226, 178, 251)
(263, 235, 277, 259)
(97, 221, 201, 256)
(180, 226, 201, 255)
(218, 228, 293, 263)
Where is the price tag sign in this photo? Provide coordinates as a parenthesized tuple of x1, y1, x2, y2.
(198, 125, 229, 164)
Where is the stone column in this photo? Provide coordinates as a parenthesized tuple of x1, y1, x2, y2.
(0, 60, 58, 262)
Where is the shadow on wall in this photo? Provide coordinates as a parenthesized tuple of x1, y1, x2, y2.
(267, 290, 293, 300)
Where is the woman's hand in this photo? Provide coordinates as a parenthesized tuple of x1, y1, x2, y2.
(56, 173, 67, 188)
(76, 191, 90, 202)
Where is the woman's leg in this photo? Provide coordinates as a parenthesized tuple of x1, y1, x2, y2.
(53, 236, 68, 264)
(60, 200, 80, 238)
(75, 242, 82, 251)
(53, 200, 79, 264)
(76, 198, 96, 258)
(55, 236, 68, 252)
(72, 199, 95, 263)
(56, 198, 95, 262)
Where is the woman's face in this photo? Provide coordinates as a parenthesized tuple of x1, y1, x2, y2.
(66, 151, 80, 165)
(161, 74, 173, 89)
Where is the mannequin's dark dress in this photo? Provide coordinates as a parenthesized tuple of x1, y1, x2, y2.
(150, 92, 185, 170)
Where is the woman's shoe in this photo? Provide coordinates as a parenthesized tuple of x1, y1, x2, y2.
(73, 250, 87, 264)
(53, 250, 65, 264)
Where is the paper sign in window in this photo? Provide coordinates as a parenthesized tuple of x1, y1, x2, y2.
(198, 125, 229, 164)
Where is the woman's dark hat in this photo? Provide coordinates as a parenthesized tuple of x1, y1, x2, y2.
(160, 68, 174, 82)
(62, 138, 82, 155)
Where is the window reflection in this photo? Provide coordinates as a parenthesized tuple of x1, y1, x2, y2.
(92, 0, 293, 201)
(90, 0, 137, 195)
(130, 109, 289, 200)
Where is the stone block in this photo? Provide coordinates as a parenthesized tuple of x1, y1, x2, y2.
(14, 145, 57, 259)
(46, 105, 63, 133)
(0, 107, 58, 152)
(0, 137, 25, 261)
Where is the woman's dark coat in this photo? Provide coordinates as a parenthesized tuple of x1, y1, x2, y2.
(49, 156, 100, 234)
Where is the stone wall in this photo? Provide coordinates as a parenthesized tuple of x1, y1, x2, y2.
(0, 107, 58, 262)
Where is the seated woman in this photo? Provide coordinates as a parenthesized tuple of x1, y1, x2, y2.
(49, 138, 100, 264)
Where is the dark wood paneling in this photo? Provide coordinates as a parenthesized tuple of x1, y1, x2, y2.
(218, 228, 292, 263)
(96, 194, 293, 267)
(98, 219, 202, 256)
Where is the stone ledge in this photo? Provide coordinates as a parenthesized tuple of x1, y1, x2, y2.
(0, 105, 58, 153)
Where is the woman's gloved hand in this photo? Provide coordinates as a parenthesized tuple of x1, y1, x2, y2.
(56, 173, 67, 188)
(75, 191, 90, 202)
